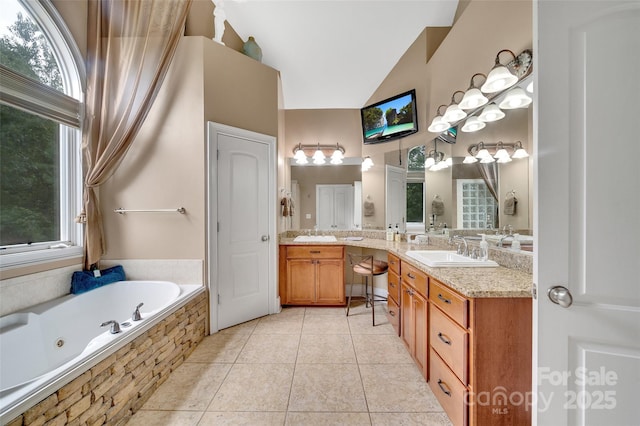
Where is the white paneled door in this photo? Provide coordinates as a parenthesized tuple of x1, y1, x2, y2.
(208, 123, 276, 332)
(535, 1, 640, 424)
(385, 165, 406, 232)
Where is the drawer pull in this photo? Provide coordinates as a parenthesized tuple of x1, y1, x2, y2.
(389, 310, 396, 317)
(407, 273, 416, 279)
(437, 332, 452, 345)
(437, 294, 452, 304)
(437, 379, 452, 397)
(309, 250, 321, 254)
(389, 282, 396, 288)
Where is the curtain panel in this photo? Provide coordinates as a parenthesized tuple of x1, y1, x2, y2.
(80, 0, 192, 269)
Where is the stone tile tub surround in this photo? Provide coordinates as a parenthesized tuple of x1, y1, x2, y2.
(5, 290, 208, 426)
(282, 230, 533, 275)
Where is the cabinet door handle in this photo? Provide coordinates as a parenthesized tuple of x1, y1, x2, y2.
(437, 294, 452, 304)
(437, 379, 452, 397)
(310, 250, 321, 254)
(389, 310, 396, 317)
(407, 273, 416, 279)
(389, 282, 396, 288)
(437, 332, 452, 345)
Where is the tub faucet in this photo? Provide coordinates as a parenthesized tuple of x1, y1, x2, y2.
(132, 303, 144, 321)
(100, 320, 121, 334)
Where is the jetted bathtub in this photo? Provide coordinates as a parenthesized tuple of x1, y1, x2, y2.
(0, 280, 203, 423)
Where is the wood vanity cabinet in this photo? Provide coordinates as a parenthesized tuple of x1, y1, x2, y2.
(279, 245, 345, 305)
(400, 261, 428, 380)
(386, 253, 401, 336)
(428, 278, 532, 426)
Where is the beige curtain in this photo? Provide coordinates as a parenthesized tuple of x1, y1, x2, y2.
(80, 0, 192, 269)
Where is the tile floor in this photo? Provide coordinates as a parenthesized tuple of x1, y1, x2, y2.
(128, 301, 451, 426)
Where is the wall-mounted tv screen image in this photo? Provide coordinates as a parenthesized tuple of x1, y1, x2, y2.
(360, 89, 418, 144)
(436, 126, 457, 144)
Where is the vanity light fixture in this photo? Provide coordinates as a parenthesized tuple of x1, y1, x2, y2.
(459, 73, 489, 110)
(425, 140, 449, 171)
(361, 156, 374, 171)
(498, 87, 532, 109)
(478, 103, 505, 123)
(427, 104, 451, 133)
(292, 143, 346, 165)
(466, 141, 529, 163)
(442, 91, 468, 123)
(481, 49, 519, 93)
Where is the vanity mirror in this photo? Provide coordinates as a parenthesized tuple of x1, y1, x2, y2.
(372, 74, 533, 235)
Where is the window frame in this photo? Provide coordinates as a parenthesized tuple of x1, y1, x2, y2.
(0, 0, 85, 270)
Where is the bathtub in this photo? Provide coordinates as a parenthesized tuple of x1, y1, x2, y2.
(0, 280, 204, 423)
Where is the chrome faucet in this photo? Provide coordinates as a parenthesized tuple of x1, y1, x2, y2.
(498, 234, 514, 247)
(452, 235, 469, 256)
(132, 303, 144, 321)
(100, 320, 121, 334)
(502, 224, 513, 235)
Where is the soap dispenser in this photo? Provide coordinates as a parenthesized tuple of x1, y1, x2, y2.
(479, 234, 489, 261)
(394, 224, 401, 242)
(386, 225, 394, 241)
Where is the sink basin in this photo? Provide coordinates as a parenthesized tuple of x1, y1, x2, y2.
(405, 250, 499, 268)
(481, 234, 534, 244)
(293, 235, 338, 242)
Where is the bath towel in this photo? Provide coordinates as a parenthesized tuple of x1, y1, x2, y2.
(504, 195, 518, 215)
(71, 265, 126, 295)
(363, 200, 375, 217)
(432, 197, 445, 216)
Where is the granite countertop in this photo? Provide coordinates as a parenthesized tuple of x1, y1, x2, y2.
(279, 237, 533, 299)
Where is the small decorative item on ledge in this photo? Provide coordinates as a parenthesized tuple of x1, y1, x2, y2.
(243, 36, 263, 62)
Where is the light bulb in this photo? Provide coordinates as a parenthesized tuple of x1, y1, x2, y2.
(496, 156, 512, 163)
(294, 148, 306, 161)
(459, 88, 488, 110)
(478, 104, 505, 122)
(480, 155, 496, 163)
(463, 155, 478, 164)
(481, 65, 518, 93)
(428, 116, 450, 133)
(512, 148, 529, 159)
(442, 103, 467, 123)
(499, 87, 532, 109)
(295, 156, 308, 165)
(475, 148, 491, 159)
(494, 148, 510, 159)
(461, 116, 486, 133)
(312, 148, 325, 161)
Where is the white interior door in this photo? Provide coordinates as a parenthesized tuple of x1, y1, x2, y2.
(535, 1, 640, 424)
(315, 184, 354, 230)
(385, 165, 406, 232)
(208, 122, 277, 332)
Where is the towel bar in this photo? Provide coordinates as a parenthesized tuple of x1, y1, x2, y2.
(114, 207, 186, 214)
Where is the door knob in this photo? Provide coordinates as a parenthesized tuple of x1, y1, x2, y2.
(261, 235, 270, 242)
(547, 285, 573, 308)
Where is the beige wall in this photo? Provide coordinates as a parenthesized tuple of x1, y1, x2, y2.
(101, 37, 279, 263)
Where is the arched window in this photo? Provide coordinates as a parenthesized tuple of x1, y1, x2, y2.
(0, 0, 84, 268)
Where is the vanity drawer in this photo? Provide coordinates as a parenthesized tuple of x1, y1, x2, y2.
(286, 246, 344, 259)
(429, 348, 468, 426)
(386, 296, 400, 336)
(430, 304, 468, 385)
(388, 253, 400, 275)
(401, 263, 428, 298)
(429, 279, 468, 329)
(388, 271, 401, 304)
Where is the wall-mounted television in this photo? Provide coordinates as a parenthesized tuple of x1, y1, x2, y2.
(360, 89, 418, 144)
